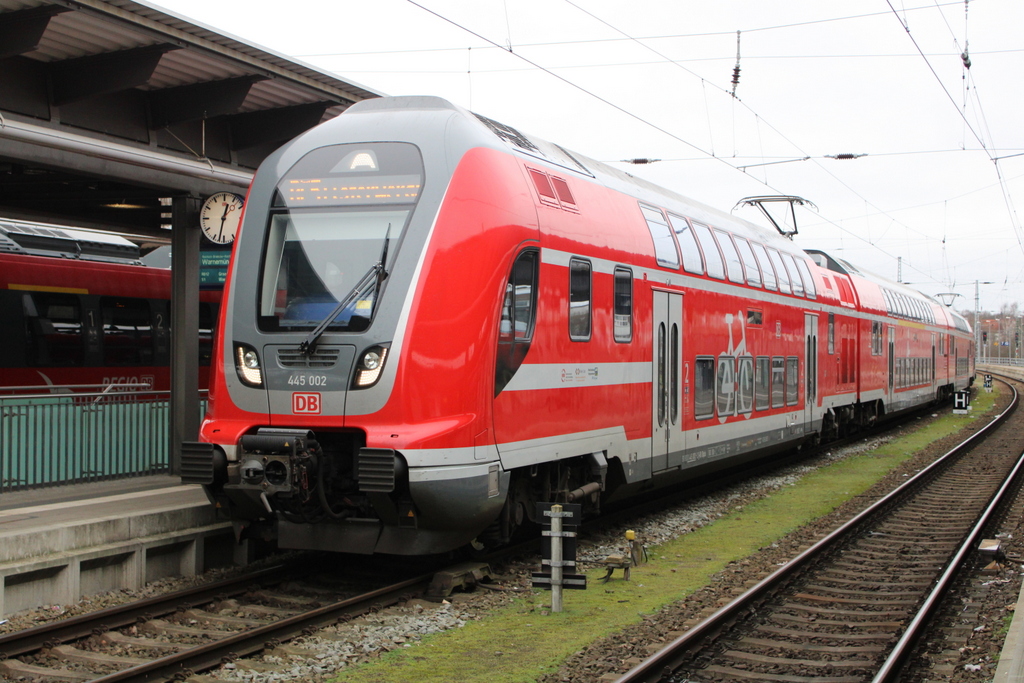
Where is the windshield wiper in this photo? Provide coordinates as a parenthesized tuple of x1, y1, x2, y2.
(299, 225, 391, 356)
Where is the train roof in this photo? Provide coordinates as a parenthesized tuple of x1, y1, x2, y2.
(321, 97, 972, 334)
(0, 219, 142, 264)
(342, 96, 804, 258)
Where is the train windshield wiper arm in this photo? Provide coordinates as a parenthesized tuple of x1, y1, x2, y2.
(299, 225, 391, 356)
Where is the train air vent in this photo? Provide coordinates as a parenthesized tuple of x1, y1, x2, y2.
(278, 347, 340, 368)
(529, 169, 558, 205)
(358, 448, 397, 493)
(474, 113, 539, 152)
(550, 177, 576, 207)
(180, 442, 215, 485)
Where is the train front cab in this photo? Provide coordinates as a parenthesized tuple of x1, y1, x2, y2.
(190, 103, 555, 555)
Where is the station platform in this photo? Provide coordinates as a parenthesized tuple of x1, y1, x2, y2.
(0, 476, 235, 618)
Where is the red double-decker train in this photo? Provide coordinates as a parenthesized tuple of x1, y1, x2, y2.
(184, 96, 974, 556)
(0, 221, 220, 393)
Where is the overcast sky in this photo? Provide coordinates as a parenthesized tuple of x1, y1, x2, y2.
(152, 0, 1024, 315)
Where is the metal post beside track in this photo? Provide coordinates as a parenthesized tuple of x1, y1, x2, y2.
(532, 502, 586, 612)
(551, 504, 563, 612)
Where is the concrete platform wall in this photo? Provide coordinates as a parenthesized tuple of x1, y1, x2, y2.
(0, 486, 241, 617)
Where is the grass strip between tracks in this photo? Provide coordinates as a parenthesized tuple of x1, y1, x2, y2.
(335, 388, 998, 683)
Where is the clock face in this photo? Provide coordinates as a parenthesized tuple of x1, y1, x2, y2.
(200, 192, 244, 245)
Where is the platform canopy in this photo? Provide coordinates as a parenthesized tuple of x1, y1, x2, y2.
(0, 0, 382, 244)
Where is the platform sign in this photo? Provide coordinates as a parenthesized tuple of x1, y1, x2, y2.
(200, 248, 231, 288)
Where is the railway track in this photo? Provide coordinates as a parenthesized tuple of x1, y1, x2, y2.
(0, 387, 1004, 683)
(617, 378, 1023, 683)
(0, 556, 442, 683)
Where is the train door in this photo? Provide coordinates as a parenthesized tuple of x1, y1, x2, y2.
(887, 326, 895, 404)
(804, 314, 817, 430)
(652, 290, 684, 472)
(931, 333, 936, 388)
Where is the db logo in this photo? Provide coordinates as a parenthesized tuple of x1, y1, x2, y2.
(292, 392, 321, 414)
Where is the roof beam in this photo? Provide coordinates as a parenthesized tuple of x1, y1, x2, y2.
(0, 6, 71, 59)
(61, 0, 379, 104)
(228, 101, 333, 150)
(50, 43, 179, 106)
(148, 75, 266, 129)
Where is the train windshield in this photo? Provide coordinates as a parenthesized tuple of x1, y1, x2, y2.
(258, 142, 423, 332)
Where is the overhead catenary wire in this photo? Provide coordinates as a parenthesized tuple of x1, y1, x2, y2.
(556, 0, 954, 286)
(401, 0, 1015, 294)
(297, 1, 968, 58)
(886, 0, 1024, 257)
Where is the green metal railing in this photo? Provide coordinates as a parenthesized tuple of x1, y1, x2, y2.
(0, 387, 207, 492)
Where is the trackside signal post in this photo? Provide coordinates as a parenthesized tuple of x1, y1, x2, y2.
(954, 390, 972, 414)
(532, 503, 586, 612)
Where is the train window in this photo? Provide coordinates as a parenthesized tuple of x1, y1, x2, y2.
(640, 205, 680, 269)
(771, 357, 785, 408)
(614, 267, 633, 343)
(733, 237, 762, 287)
(261, 141, 423, 333)
(737, 356, 754, 414)
(755, 356, 770, 411)
(101, 297, 152, 367)
(496, 249, 539, 395)
(666, 214, 704, 274)
(692, 223, 725, 280)
(786, 357, 799, 406)
(671, 324, 680, 424)
(259, 209, 411, 331)
(781, 253, 805, 296)
(23, 293, 84, 367)
(569, 258, 592, 341)
(766, 248, 792, 294)
(872, 321, 884, 355)
(828, 314, 835, 354)
(657, 324, 666, 426)
(716, 356, 735, 417)
(713, 230, 745, 284)
(750, 242, 778, 291)
(747, 309, 763, 326)
(794, 258, 817, 298)
(694, 357, 715, 420)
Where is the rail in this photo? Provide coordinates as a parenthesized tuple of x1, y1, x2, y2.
(616, 379, 1019, 683)
(0, 387, 207, 492)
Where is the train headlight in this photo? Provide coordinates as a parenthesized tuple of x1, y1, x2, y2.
(235, 343, 264, 388)
(354, 345, 389, 389)
(362, 350, 382, 370)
